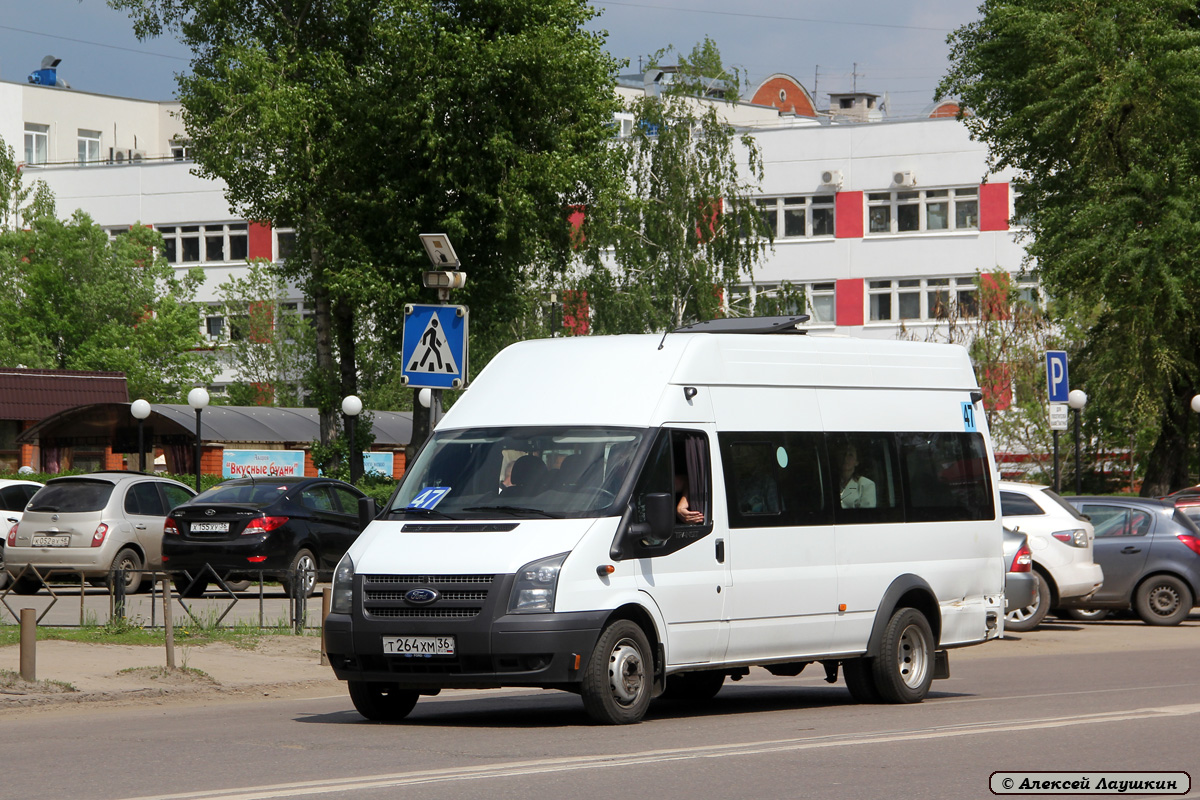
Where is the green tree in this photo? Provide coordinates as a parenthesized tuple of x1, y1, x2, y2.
(110, 0, 623, 462)
(574, 38, 771, 332)
(940, 1, 1200, 494)
(0, 213, 215, 400)
(0, 137, 54, 231)
(213, 259, 313, 407)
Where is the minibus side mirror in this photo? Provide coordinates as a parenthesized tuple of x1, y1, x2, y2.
(629, 492, 674, 547)
(357, 496, 378, 530)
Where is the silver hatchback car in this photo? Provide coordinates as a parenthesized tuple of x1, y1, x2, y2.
(4, 472, 195, 594)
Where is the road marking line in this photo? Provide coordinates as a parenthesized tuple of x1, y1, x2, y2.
(112, 703, 1200, 800)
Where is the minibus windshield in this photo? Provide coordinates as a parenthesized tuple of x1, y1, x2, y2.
(388, 426, 647, 519)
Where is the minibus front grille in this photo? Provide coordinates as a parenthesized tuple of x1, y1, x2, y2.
(360, 574, 497, 622)
(364, 574, 495, 585)
(365, 590, 489, 602)
(366, 607, 482, 618)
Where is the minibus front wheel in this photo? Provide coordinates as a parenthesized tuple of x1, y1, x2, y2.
(581, 620, 653, 724)
(348, 681, 419, 722)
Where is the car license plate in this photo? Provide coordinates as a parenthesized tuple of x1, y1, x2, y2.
(32, 535, 70, 547)
(189, 522, 229, 532)
(382, 636, 456, 656)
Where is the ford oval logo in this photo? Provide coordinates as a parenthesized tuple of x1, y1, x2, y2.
(405, 588, 439, 605)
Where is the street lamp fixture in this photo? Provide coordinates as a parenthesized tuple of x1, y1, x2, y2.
(187, 387, 210, 492)
(342, 395, 363, 486)
(130, 399, 151, 473)
(1068, 389, 1088, 495)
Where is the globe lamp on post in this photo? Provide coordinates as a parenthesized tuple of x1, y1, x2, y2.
(1191, 394, 1200, 486)
(130, 399, 151, 473)
(187, 387, 210, 492)
(342, 395, 363, 486)
(1067, 389, 1088, 495)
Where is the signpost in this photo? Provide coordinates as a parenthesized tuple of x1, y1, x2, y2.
(406, 234, 469, 451)
(1046, 351, 1070, 492)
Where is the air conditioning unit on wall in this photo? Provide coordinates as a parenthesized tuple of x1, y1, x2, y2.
(820, 169, 843, 189)
(893, 170, 916, 188)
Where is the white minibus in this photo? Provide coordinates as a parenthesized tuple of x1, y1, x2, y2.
(325, 317, 1005, 724)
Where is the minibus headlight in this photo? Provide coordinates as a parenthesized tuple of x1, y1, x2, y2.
(331, 554, 355, 615)
(509, 553, 568, 614)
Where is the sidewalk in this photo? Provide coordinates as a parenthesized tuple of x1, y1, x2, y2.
(0, 634, 343, 712)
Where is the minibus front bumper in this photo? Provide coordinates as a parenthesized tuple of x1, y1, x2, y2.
(324, 608, 610, 689)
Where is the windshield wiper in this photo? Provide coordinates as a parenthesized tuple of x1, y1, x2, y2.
(463, 505, 563, 519)
(28, 505, 58, 512)
(389, 506, 456, 520)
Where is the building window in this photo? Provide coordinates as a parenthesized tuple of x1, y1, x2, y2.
(276, 229, 296, 261)
(77, 129, 102, 166)
(867, 187, 980, 235)
(171, 143, 192, 161)
(205, 313, 225, 338)
(0, 420, 20, 472)
(158, 223, 250, 264)
(867, 277, 979, 322)
(809, 282, 836, 323)
(24, 123, 49, 165)
(755, 195, 836, 239)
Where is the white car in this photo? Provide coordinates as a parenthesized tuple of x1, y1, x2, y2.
(1, 478, 45, 590)
(999, 480, 1104, 631)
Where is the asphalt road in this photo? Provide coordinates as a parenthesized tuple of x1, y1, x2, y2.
(3, 616, 1199, 800)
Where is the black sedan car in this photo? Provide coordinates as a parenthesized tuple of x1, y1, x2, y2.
(1061, 496, 1200, 625)
(163, 477, 368, 597)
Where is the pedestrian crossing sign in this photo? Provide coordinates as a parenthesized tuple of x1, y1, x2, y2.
(401, 304, 469, 389)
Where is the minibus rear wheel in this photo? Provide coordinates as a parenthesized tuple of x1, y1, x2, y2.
(581, 620, 653, 724)
(871, 607, 934, 703)
(348, 681, 419, 722)
(842, 658, 883, 703)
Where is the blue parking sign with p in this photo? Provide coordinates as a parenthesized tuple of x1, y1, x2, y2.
(1045, 351, 1069, 403)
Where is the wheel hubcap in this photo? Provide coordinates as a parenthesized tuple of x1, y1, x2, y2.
(897, 625, 929, 689)
(608, 639, 645, 705)
(1149, 586, 1180, 616)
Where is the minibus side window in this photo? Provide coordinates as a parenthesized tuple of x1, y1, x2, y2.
(631, 429, 711, 550)
(830, 433, 904, 524)
(899, 432, 994, 522)
(719, 432, 832, 529)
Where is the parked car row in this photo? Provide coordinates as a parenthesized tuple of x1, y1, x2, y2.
(2, 472, 370, 597)
(999, 480, 1200, 628)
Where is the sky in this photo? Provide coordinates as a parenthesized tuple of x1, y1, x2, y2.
(1, 0, 981, 120)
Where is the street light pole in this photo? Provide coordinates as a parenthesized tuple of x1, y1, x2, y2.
(187, 387, 209, 492)
(1191, 395, 1200, 485)
(342, 394, 363, 485)
(1068, 389, 1088, 495)
(130, 399, 151, 472)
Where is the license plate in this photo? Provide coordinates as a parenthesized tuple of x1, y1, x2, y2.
(382, 636, 456, 656)
(189, 522, 229, 532)
(32, 535, 70, 547)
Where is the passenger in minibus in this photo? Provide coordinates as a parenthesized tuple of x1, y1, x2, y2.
(837, 443, 876, 509)
(503, 455, 547, 497)
(674, 474, 704, 524)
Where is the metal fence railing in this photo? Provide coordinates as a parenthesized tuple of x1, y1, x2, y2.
(0, 564, 321, 632)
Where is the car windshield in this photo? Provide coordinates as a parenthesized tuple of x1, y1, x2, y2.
(194, 482, 294, 507)
(27, 480, 115, 513)
(388, 426, 647, 520)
